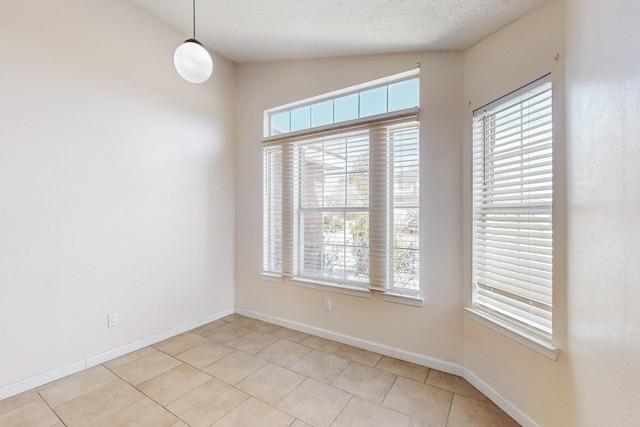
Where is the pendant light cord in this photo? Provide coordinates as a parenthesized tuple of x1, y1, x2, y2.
(192, 0, 196, 39)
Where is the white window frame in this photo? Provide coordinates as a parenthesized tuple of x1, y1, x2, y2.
(262, 72, 421, 301)
(469, 75, 559, 359)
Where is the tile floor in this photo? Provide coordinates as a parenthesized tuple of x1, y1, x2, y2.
(0, 314, 520, 427)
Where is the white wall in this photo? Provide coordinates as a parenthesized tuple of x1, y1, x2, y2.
(235, 52, 465, 366)
(564, 0, 640, 424)
(462, 1, 570, 425)
(3, 0, 639, 424)
(0, 0, 236, 391)
(464, 0, 640, 425)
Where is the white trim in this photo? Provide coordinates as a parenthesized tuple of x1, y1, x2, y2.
(465, 308, 559, 360)
(290, 277, 373, 298)
(234, 307, 463, 376)
(0, 307, 234, 401)
(382, 292, 424, 307)
(263, 107, 420, 144)
(464, 369, 540, 427)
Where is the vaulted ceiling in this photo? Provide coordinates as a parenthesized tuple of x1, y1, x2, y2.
(128, 0, 547, 63)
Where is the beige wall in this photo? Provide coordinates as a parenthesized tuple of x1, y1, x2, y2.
(235, 52, 465, 366)
(462, 1, 571, 425)
(0, 0, 236, 390)
(564, 0, 640, 424)
(464, 0, 640, 426)
(3, 0, 640, 424)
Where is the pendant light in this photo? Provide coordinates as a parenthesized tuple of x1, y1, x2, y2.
(174, 0, 213, 84)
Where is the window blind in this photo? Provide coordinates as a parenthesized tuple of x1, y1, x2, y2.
(472, 75, 553, 342)
(263, 110, 420, 294)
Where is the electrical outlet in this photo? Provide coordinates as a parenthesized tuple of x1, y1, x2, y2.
(108, 312, 119, 328)
(323, 297, 332, 311)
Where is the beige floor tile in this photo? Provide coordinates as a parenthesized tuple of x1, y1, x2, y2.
(174, 341, 235, 369)
(0, 389, 41, 414)
(53, 379, 145, 426)
(290, 349, 350, 384)
(202, 351, 266, 385)
(376, 356, 430, 383)
(166, 378, 248, 427)
(222, 313, 255, 327)
(227, 331, 279, 355)
(111, 351, 182, 386)
(213, 397, 294, 427)
(382, 377, 452, 426)
(299, 335, 341, 353)
(0, 398, 61, 427)
(332, 396, 411, 427)
(203, 322, 251, 343)
(272, 327, 309, 343)
(335, 344, 382, 366)
(246, 319, 281, 335)
(38, 365, 118, 407)
(136, 364, 212, 406)
(87, 397, 178, 427)
(235, 363, 305, 405)
(447, 394, 520, 427)
(276, 378, 352, 427)
(425, 370, 485, 401)
(153, 332, 210, 356)
(257, 339, 312, 368)
(331, 362, 396, 404)
(191, 319, 228, 337)
(1, 318, 508, 427)
(408, 418, 441, 427)
(103, 346, 158, 370)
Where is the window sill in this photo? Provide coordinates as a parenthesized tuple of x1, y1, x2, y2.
(465, 308, 560, 360)
(290, 277, 372, 298)
(382, 292, 424, 307)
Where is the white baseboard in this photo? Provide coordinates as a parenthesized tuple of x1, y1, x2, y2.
(234, 307, 464, 376)
(0, 307, 234, 401)
(463, 369, 539, 427)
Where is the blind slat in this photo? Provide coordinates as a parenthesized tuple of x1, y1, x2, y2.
(264, 108, 420, 294)
(472, 76, 553, 343)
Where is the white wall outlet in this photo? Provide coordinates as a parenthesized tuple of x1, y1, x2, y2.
(323, 297, 332, 311)
(108, 312, 119, 328)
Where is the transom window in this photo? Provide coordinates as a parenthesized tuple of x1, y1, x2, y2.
(265, 70, 419, 137)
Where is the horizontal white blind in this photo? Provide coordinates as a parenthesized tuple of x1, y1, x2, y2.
(263, 111, 419, 293)
(263, 146, 283, 274)
(472, 76, 553, 342)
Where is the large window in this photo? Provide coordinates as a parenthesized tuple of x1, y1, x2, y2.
(471, 75, 554, 347)
(263, 71, 420, 295)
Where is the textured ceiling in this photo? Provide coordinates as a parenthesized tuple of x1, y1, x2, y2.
(128, 0, 547, 63)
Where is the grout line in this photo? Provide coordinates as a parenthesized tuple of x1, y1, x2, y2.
(35, 389, 65, 427)
(9, 314, 516, 427)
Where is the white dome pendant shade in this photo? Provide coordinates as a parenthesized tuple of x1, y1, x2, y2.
(174, 0, 213, 84)
(174, 38, 213, 83)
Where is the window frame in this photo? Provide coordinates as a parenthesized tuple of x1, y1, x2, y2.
(262, 74, 421, 301)
(469, 74, 559, 359)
